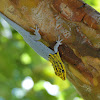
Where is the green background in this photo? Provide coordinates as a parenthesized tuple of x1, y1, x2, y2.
(0, 0, 99, 100)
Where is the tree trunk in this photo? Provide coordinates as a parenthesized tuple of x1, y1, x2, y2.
(0, 0, 100, 100)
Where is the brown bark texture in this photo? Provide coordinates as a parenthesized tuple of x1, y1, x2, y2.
(0, 0, 100, 100)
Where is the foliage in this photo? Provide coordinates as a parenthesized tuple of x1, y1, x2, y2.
(83, 0, 100, 11)
(0, 0, 99, 100)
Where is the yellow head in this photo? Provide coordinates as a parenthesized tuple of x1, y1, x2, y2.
(49, 52, 66, 80)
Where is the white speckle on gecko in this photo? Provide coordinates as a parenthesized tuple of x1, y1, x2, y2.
(0, 12, 62, 60)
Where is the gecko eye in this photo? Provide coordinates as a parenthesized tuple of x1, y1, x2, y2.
(62, 69, 64, 72)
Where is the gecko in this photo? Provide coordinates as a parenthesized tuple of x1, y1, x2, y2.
(0, 12, 66, 80)
(48, 36, 66, 80)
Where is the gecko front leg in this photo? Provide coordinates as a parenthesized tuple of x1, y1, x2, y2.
(54, 36, 63, 53)
(30, 25, 41, 40)
(48, 36, 66, 80)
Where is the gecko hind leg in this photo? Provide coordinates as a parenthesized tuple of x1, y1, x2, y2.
(30, 25, 41, 40)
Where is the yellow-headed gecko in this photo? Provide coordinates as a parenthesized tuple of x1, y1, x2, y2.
(0, 12, 66, 80)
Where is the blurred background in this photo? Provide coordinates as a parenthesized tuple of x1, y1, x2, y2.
(0, 0, 99, 100)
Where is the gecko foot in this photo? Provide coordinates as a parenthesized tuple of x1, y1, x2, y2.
(56, 36, 63, 45)
(30, 25, 41, 40)
(54, 36, 63, 53)
(30, 25, 39, 35)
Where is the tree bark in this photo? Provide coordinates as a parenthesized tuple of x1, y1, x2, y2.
(0, 0, 100, 100)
